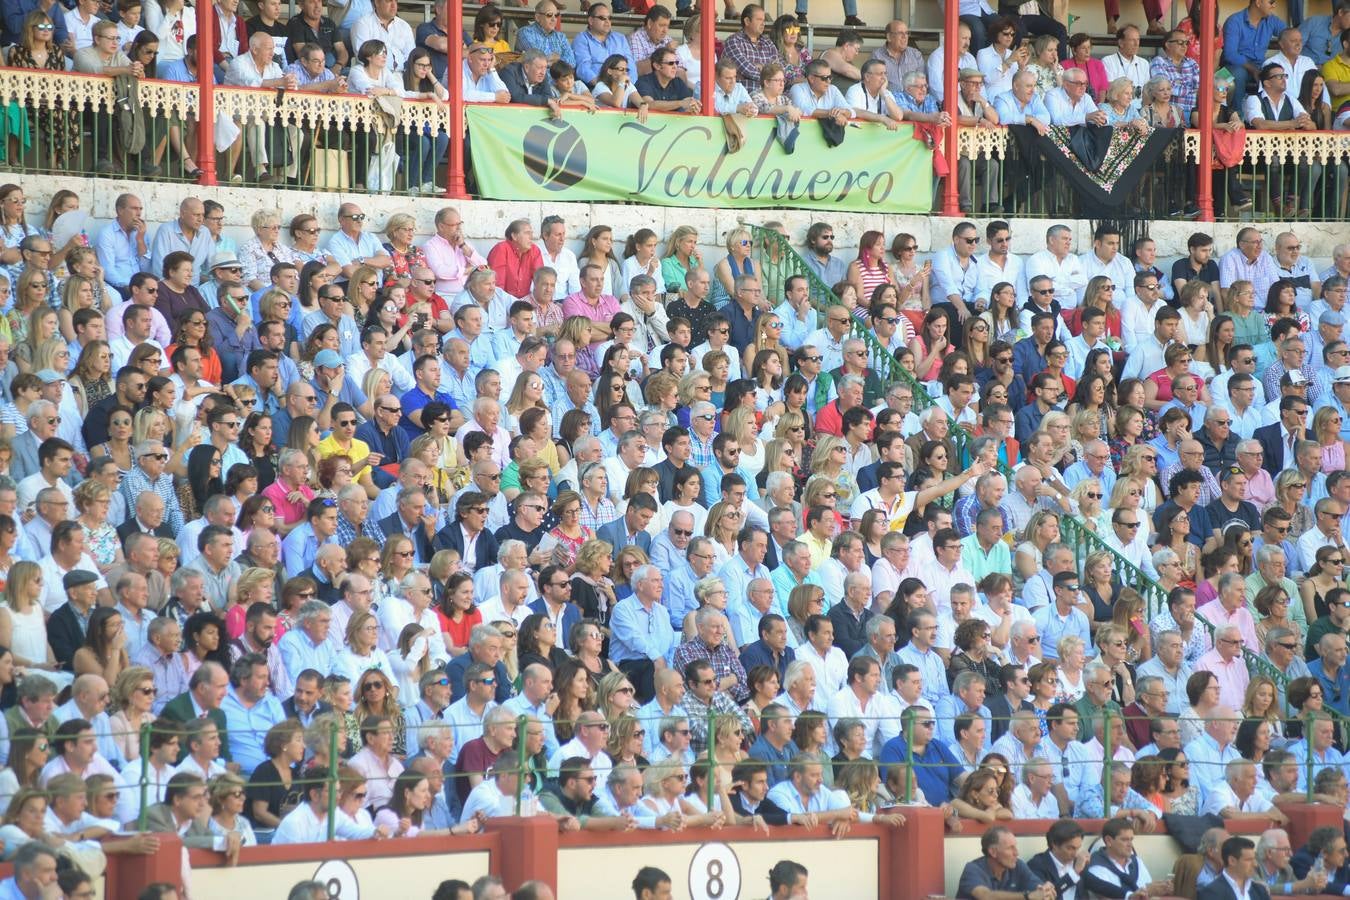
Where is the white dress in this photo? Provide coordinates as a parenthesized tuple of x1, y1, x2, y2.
(4, 604, 73, 691)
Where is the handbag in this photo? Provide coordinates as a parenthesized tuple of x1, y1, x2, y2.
(309, 146, 350, 190)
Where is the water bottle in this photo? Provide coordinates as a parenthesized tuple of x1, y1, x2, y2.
(1313, 855, 1327, 878)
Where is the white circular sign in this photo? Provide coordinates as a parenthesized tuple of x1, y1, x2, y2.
(312, 859, 359, 900)
(688, 841, 742, 900)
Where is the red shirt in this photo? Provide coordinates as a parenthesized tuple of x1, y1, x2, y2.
(487, 240, 543, 299)
(814, 400, 845, 437)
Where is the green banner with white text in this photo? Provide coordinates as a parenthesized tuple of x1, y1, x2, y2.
(466, 105, 933, 213)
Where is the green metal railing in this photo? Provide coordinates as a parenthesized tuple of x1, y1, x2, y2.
(1059, 515, 1292, 699)
(744, 223, 1017, 506)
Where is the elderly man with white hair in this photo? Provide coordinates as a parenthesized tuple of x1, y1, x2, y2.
(1194, 621, 1251, 710)
(1256, 828, 1328, 894)
(1010, 758, 1060, 819)
(455, 396, 511, 469)
(1063, 440, 1117, 496)
(609, 564, 675, 703)
(223, 33, 299, 184)
(672, 606, 748, 703)
(1202, 758, 1288, 824)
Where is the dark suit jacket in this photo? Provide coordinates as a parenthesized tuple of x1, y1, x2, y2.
(142, 802, 216, 848)
(47, 603, 89, 671)
(1253, 422, 1314, 476)
(378, 511, 435, 562)
(527, 598, 580, 644)
(281, 697, 334, 723)
(433, 521, 498, 572)
(117, 518, 175, 545)
(1196, 875, 1271, 900)
(595, 519, 652, 561)
(1026, 849, 1079, 900)
(985, 694, 1034, 743)
(739, 640, 794, 685)
(764, 538, 783, 572)
(500, 61, 553, 106)
(160, 692, 230, 763)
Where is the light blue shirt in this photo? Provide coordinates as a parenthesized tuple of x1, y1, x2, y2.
(714, 81, 754, 115)
(1283, 739, 1345, 790)
(572, 29, 635, 85)
(325, 229, 384, 269)
(149, 219, 215, 284)
(1063, 460, 1116, 496)
(933, 696, 992, 750)
(700, 464, 760, 507)
(1045, 87, 1100, 126)
(896, 643, 950, 703)
(661, 564, 701, 631)
(1033, 605, 1091, 660)
(767, 780, 856, 817)
(787, 82, 852, 117)
(1038, 735, 1095, 801)
(774, 300, 817, 351)
(462, 60, 508, 102)
(278, 628, 336, 685)
(931, 246, 980, 306)
(635, 699, 687, 758)
(993, 91, 1051, 125)
(94, 222, 147, 288)
(281, 522, 338, 579)
(608, 596, 676, 664)
(220, 686, 286, 775)
(1183, 732, 1240, 803)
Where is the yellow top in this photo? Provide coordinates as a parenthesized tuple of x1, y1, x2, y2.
(317, 433, 373, 484)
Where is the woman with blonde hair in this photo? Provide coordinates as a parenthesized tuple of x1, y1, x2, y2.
(661, 225, 702, 292)
(1274, 469, 1315, 547)
(1070, 478, 1105, 535)
(1242, 675, 1283, 737)
(741, 312, 790, 376)
(58, 275, 98, 343)
(1054, 636, 1088, 702)
(0, 562, 67, 687)
(809, 435, 858, 507)
(606, 714, 649, 769)
(345, 264, 381, 321)
(381, 212, 428, 283)
(335, 611, 396, 688)
(1312, 406, 1347, 474)
(786, 584, 826, 646)
(570, 541, 616, 623)
(361, 367, 392, 409)
(1110, 589, 1152, 663)
(710, 226, 755, 308)
(108, 666, 156, 764)
(1035, 410, 1075, 469)
(14, 307, 58, 374)
(238, 209, 296, 290)
(67, 340, 112, 416)
(354, 669, 407, 757)
(703, 501, 744, 567)
(504, 370, 548, 434)
(641, 757, 725, 828)
(774, 409, 809, 457)
(208, 771, 258, 848)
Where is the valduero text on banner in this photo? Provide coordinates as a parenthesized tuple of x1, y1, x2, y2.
(466, 105, 934, 214)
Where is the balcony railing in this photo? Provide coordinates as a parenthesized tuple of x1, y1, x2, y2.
(956, 125, 1350, 222)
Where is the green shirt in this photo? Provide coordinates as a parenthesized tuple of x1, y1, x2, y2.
(1074, 695, 1122, 742)
(959, 533, 1013, 583)
(1304, 615, 1350, 660)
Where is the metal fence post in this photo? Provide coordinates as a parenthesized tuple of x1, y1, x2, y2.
(326, 719, 339, 841)
(137, 720, 153, 832)
(514, 715, 529, 816)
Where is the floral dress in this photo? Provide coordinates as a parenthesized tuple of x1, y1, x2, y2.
(381, 242, 429, 285)
(780, 47, 812, 86)
(0, 222, 39, 297)
(82, 522, 120, 570)
(8, 46, 81, 169)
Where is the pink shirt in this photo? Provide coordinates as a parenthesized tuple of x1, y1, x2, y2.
(1194, 597, 1260, 653)
(1242, 467, 1275, 510)
(1193, 647, 1251, 710)
(262, 479, 316, 526)
(423, 234, 487, 296)
(561, 291, 622, 340)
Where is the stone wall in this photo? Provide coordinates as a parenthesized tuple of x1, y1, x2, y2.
(20, 173, 1350, 273)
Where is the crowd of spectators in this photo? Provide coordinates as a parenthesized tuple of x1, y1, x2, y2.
(0, 169, 1348, 890)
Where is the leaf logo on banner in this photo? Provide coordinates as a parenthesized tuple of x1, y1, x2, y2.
(522, 119, 588, 191)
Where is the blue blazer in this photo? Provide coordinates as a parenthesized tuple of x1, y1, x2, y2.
(528, 598, 582, 642)
(377, 511, 435, 563)
(433, 520, 498, 572)
(595, 519, 652, 561)
(1252, 422, 1314, 477)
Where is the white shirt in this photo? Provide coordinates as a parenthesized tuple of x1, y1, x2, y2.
(1010, 783, 1060, 819)
(975, 252, 1027, 308)
(926, 45, 977, 103)
(1025, 249, 1088, 310)
(1045, 87, 1100, 126)
(272, 803, 331, 845)
(1120, 295, 1168, 355)
(825, 686, 899, 757)
(1101, 52, 1150, 91)
(349, 13, 416, 71)
(538, 244, 581, 300)
(1243, 90, 1307, 125)
(1079, 251, 1137, 308)
(795, 640, 849, 709)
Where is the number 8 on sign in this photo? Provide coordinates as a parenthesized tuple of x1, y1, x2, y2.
(689, 842, 741, 900)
